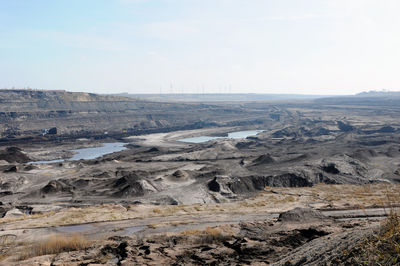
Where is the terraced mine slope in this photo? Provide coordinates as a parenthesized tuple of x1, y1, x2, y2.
(0, 90, 270, 141)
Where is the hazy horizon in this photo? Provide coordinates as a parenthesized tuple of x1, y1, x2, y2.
(1, 0, 400, 95)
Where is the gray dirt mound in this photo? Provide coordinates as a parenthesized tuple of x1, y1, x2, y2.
(72, 179, 90, 187)
(285, 153, 310, 163)
(113, 176, 133, 187)
(350, 149, 378, 161)
(93, 172, 111, 178)
(278, 207, 328, 223)
(207, 177, 221, 192)
(208, 174, 313, 195)
(0, 207, 6, 218)
(1, 165, 17, 173)
(151, 196, 179, 205)
(112, 171, 156, 197)
(0, 147, 30, 163)
(113, 182, 145, 197)
(321, 163, 340, 174)
(235, 141, 258, 149)
(269, 173, 314, 187)
(337, 121, 354, 132)
(385, 146, 400, 157)
(172, 170, 186, 178)
(377, 125, 396, 133)
(41, 180, 71, 194)
(147, 147, 160, 153)
(168, 170, 189, 182)
(252, 154, 275, 165)
(272, 127, 298, 138)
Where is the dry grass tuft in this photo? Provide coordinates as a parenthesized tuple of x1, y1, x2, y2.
(180, 226, 232, 244)
(19, 233, 91, 261)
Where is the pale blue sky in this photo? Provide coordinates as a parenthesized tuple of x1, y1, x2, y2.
(1, 0, 400, 95)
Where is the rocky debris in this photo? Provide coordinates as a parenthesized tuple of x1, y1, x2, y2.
(2, 165, 17, 173)
(270, 125, 333, 139)
(72, 178, 90, 187)
(363, 125, 397, 134)
(350, 149, 378, 161)
(261, 173, 314, 188)
(41, 180, 71, 194)
(147, 147, 160, 152)
(208, 174, 314, 196)
(172, 170, 186, 178)
(235, 140, 258, 149)
(208, 174, 315, 195)
(386, 146, 400, 158)
(4, 208, 24, 218)
(0, 147, 30, 163)
(93, 171, 111, 178)
(0, 191, 13, 197)
(309, 127, 331, 136)
(101, 241, 128, 264)
(110, 170, 157, 198)
(168, 170, 189, 182)
(112, 177, 157, 198)
(272, 127, 299, 138)
(278, 207, 329, 223)
(48, 127, 57, 134)
(322, 163, 340, 174)
(0, 206, 7, 218)
(337, 121, 354, 132)
(13, 206, 32, 215)
(284, 153, 311, 163)
(207, 177, 221, 192)
(207, 176, 239, 194)
(251, 154, 275, 165)
(320, 156, 367, 178)
(151, 196, 179, 205)
(113, 181, 146, 197)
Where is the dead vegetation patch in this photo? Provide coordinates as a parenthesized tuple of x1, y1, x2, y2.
(19, 233, 91, 261)
(180, 226, 234, 244)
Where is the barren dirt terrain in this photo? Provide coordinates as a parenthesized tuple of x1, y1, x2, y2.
(1, 90, 400, 264)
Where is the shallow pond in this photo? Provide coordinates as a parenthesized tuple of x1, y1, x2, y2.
(178, 130, 264, 143)
(32, 142, 127, 164)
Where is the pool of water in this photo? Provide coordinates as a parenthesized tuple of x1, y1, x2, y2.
(32, 142, 127, 164)
(179, 130, 264, 143)
(123, 225, 146, 235)
(55, 224, 94, 233)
